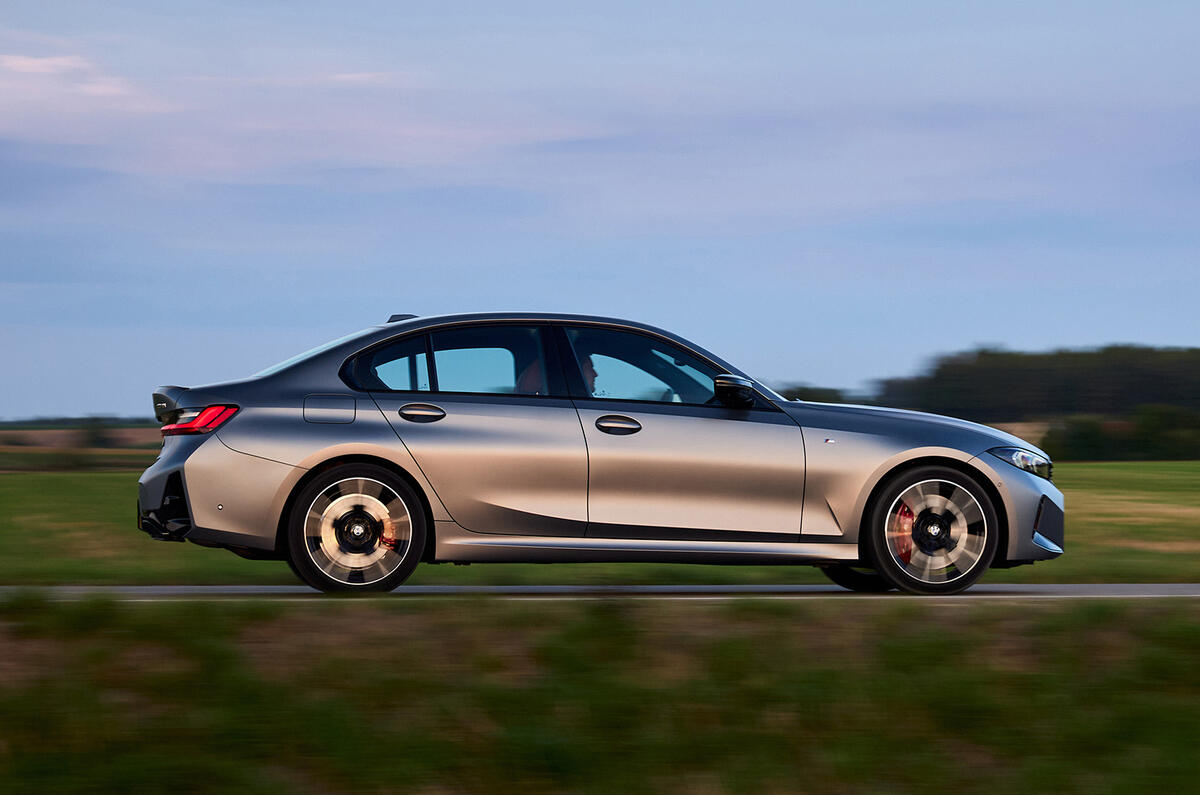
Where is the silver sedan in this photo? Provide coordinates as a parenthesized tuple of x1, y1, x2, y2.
(137, 312, 1064, 594)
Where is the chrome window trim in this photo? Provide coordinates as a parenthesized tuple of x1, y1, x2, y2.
(340, 320, 566, 398)
(556, 322, 781, 411)
(338, 315, 780, 409)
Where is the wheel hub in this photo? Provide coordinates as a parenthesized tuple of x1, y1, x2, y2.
(912, 509, 957, 555)
(333, 509, 381, 553)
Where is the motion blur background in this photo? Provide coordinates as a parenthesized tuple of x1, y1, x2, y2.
(1, 1, 1197, 430)
(1, 4, 1198, 793)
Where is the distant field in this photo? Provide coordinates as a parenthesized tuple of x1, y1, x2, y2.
(993, 461, 1200, 583)
(0, 462, 1196, 585)
(0, 446, 158, 472)
(0, 426, 160, 447)
(0, 595, 1196, 792)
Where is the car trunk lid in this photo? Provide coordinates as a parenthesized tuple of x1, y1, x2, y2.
(152, 386, 190, 424)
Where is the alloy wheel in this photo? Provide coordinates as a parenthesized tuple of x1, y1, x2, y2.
(303, 477, 413, 586)
(883, 478, 988, 586)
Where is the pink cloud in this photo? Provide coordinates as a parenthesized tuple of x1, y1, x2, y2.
(0, 51, 149, 116)
(75, 75, 133, 96)
(326, 72, 392, 84)
(0, 53, 91, 74)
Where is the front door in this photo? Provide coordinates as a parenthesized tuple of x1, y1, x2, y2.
(364, 324, 588, 536)
(559, 325, 806, 541)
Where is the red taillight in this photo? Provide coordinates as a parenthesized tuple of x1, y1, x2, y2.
(161, 405, 239, 436)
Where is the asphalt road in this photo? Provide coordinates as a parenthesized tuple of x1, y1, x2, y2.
(4, 583, 1200, 600)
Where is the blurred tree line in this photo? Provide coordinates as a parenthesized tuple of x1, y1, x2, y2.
(1040, 406, 1200, 461)
(780, 345, 1200, 460)
(874, 346, 1200, 422)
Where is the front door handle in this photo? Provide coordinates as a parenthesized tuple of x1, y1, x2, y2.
(398, 403, 446, 423)
(595, 415, 641, 435)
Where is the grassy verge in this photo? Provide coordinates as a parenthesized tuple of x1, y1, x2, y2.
(0, 462, 1197, 585)
(0, 596, 1197, 792)
(0, 447, 157, 472)
(991, 461, 1200, 583)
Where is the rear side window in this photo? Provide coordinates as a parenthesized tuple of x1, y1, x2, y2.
(347, 335, 431, 391)
(435, 346, 515, 393)
(430, 325, 559, 396)
(345, 325, 566, 395)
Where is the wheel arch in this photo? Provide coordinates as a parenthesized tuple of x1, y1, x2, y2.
(855, 455, 1010, 567)
(274, 454, 438, 563)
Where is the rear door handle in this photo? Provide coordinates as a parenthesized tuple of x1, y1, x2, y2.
(595, 415, 641, 435)
(398, 403, 446, 423)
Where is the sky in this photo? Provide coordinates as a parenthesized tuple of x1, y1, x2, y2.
(1, 1, 1197, 419)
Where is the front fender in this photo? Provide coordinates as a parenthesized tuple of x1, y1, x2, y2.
(801, 429, 980, 542)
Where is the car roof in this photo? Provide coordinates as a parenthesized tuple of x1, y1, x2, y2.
(381, 311, 669, 332)
(353, 312, 746, 375)
(251, 311, 750, 388)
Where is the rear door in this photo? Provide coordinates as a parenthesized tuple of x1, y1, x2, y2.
(362, 324, 588, 536)
(558, 324, 806, 540)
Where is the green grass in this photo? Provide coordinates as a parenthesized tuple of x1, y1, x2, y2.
(995, 461, 1200, 583)
(0, 462, 1197, 585)
(0, 471, 291, 585)
(0, 447, 157, 471)
(0, 596, 1197, 792)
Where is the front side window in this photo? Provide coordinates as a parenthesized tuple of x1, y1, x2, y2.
(564, 326, 719, 404)
(431, 325, 557, 395)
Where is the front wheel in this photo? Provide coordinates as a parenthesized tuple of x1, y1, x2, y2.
(287, 464, 426, 593)
(864, 466, 998, 595)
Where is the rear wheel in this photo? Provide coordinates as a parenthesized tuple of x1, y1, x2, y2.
(819, 564, 894, 592)
(287, 464, 426, 593)
(864, 466, 998, 595)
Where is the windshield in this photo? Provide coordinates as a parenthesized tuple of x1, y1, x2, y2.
(255, 327, 381, 377)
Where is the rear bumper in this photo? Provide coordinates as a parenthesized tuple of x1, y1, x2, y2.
(137, 433, 300, 552)
(137, 435, 205, 542)
(137, 495, 191, 541)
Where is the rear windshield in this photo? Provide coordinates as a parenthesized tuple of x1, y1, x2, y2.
(255, 327, 381, 377)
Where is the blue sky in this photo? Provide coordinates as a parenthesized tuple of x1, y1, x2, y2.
(1, 1, 1197, 418)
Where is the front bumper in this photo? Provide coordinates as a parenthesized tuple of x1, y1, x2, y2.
(970, 453, 1065, 565)
(1032, 495, 1065, 554)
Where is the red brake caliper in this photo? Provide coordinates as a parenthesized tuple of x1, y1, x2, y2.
(380, 519, 399, 552)
(893, 503, 915, 564)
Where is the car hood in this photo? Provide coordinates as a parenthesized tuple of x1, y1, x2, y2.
(775, 400, 1049, 458)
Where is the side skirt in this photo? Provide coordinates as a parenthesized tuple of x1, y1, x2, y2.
(433, 521, 857, 565)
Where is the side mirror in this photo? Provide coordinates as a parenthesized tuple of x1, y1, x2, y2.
(714, 374, 756, 409)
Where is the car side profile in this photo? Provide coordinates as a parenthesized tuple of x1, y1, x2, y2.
(137, 312, 1064, 594)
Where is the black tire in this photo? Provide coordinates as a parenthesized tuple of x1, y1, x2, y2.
(863, 465, 998, 595)
(819, 564, 895, 592)
(287, 464, 426, 593)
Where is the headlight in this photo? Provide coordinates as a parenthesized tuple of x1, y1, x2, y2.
(988, 447, 1053, 481)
